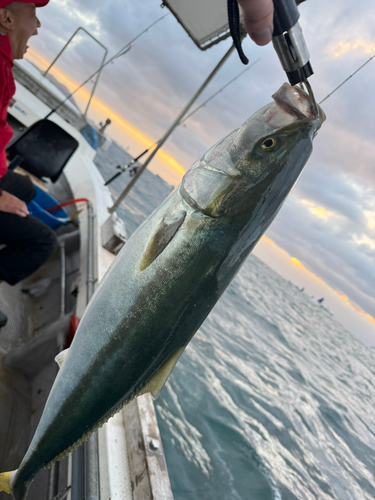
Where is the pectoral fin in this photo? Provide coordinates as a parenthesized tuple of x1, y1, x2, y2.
(140, 210, 186, 271)
(139, 345, 186, 399)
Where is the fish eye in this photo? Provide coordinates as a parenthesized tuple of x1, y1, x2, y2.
(260, 137, 277, 151)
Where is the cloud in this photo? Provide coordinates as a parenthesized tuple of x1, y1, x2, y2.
(266, 194, 375, 316)
(330, 39, 375, 58)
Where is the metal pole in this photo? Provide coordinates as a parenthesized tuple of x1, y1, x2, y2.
(83, 50, 107, 119)
(84, 201, 100, 500)
(43, 27, 81, 76)
(71, 446, 85, 500)
(47, 241, 66, 500)
(108, 43, 235, 213)
(71, 201, 98, 499)
(85, 435, 100, 500)
(87, 201, 96, 303)
(44, 14, 168, 121)
(83, 43, 130, 118)
(47, 461, 60, 500)
(42, 27, 108, 118)
(60, 242, 66, 320)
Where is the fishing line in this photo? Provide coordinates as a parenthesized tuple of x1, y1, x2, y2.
(180, 58, 261, 125)
(44, 13, 170, 119)
(319, 54, 375, 105)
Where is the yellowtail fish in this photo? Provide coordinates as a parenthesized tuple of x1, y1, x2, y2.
(0, 83, 324, 499)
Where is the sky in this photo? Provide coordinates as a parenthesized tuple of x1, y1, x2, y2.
(24, 0, 375, 345)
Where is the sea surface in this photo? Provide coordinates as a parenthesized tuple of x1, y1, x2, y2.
(95, 145, 375, 500)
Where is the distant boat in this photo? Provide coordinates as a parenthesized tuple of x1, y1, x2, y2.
(316, 297, 334, 317)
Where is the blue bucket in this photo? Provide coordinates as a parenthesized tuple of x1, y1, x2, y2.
(28, 185, 70, 230)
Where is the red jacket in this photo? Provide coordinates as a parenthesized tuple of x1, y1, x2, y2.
(0, 35, 15, 179)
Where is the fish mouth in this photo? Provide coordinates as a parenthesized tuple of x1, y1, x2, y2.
(271, 82, 325, 126)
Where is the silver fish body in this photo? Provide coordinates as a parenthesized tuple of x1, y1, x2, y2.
(4, 83, 323, 499)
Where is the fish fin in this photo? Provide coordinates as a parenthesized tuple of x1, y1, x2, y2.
(140, 346, 186, 399)
(0, 471, 15, 494)
(140, 211, 186, 271)
(55, 348, 69, 369)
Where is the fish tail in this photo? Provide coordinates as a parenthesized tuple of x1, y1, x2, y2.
(11, 480, 29, 500)
(0, 471, 15, 494)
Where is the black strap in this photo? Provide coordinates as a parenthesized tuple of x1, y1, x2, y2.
(227, 0, 249, 64)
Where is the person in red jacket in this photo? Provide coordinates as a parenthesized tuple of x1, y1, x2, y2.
(0, 0, 56, 327)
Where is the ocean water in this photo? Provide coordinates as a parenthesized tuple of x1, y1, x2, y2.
(95, 146, 375, 500)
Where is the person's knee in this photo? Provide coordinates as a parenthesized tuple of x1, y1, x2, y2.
(23, 177, 37, 204)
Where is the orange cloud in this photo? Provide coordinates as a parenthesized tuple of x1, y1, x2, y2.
(291, 257, 301, 266)
(365, 313, 375, 325)
(300, 199, 334, 220)
(330, 39, 375, 58)
(26, 49, 186, 178)
(289, 255, 327, 287)
(338, 293, 350, 303)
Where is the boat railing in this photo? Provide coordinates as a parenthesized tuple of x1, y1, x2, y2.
(42, 27, 108, 119)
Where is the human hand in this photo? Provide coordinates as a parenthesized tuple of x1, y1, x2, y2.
(0, 190, 29, 217)
(237, 0, 274, 46)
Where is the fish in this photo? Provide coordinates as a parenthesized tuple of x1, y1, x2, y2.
(0, 82, 324, 499)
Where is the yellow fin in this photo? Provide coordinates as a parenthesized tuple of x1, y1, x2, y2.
(0, 471, 15, 494)
(140, 210, 186, 271)
(55, 348, 69, 369)
(139, 346, 186, 399)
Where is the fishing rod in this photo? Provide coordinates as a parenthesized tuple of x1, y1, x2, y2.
(319, 54, 375, 105)
(104, 149, 151, 186)
(180, 58, 260, 125)
(104, 58, 260, 186)
(44, 13, 169, 120)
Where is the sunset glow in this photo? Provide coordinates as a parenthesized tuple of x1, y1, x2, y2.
(261, 236, 375, 325)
